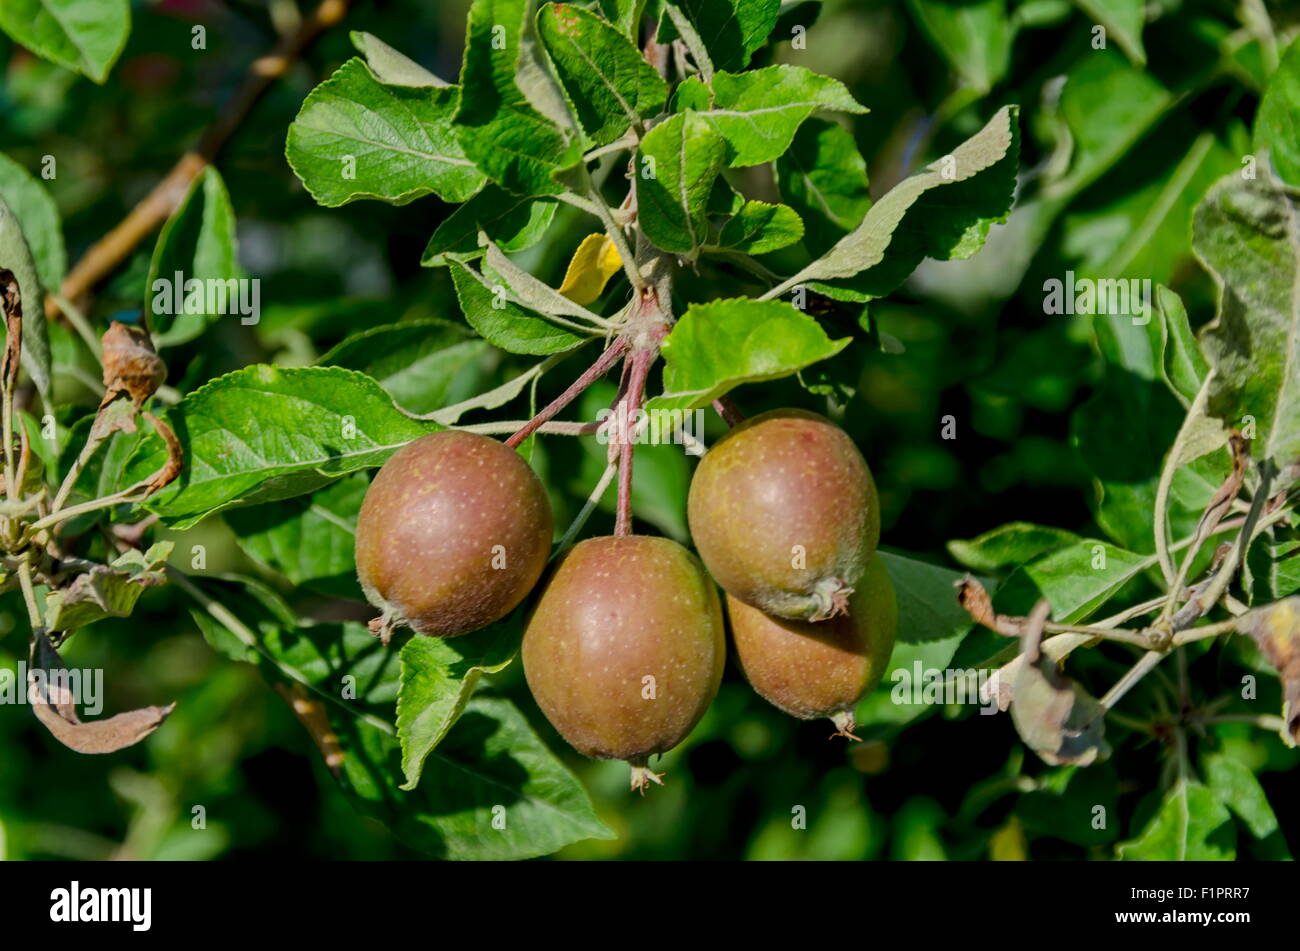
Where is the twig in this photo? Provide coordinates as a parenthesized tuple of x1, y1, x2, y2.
(505, 338, 630, 449)
(46, 0, 352, 320)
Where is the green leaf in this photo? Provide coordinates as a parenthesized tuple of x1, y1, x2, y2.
(675, 65, 866, 167)
(44, 542, 172, 632)
(456, 0, 582, 196)
(318, 320, 493, 415)
(185, 579, 610, 857)
(650, 298, 849, 412)
(422, 186, 556, 265)
(538, 3, 668, 148)
(1156, 285, 1209, 407)
(774, 118, 870, 257)
(286, 58, 485, 208)
(1118, 780, 1235, 860)
(1201, 752, 1285, 847)
(1073, 313, 1210, 553)
(396, 616, 520, 789)
(598, 0, 649, 38)
(947, 522, 1080, 574)
(635, 111, 728, 255)
(716, 200, 804, 253)
(0, 191, 52, 396)
(907, 0, 1013, 93)
(349, 31, 450, 87)
(1255, 37, 1300, 186)
(0, 0, 130, 83)
(337, 696, 614, 859)
(0, 151, 66, 290)
(1071, 0, 1146, 66)
(224, 474, 367, 599)
(994, 539, 1151, 623)
(879, 549, 975, 645)
(1194, 169, 1300, 468)
(668, 0, 780, 72)
(121, 365, 444, 529)
(145, 167, 239, 347)
(768, 105, 1018, 299)
(448, 259, 587, 355)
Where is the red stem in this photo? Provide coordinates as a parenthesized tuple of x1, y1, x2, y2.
(613, 345, 656, 537)
(505, 338, 630, 449)
(713, 395, 745, 428)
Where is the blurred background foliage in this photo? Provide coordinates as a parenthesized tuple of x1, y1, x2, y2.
(0, 0, 1296, 860)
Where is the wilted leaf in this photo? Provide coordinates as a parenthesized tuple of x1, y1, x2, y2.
(1194, 169, 1300, 470)
(44, 542, 172, 632)
(28, 634, 174, 753)
(1235, 596, 1300, 744)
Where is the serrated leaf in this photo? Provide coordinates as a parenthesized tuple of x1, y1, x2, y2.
(484, 238, 607, 326)
(397, 616, 520, 789)
(769, 104, 1018, 299)
(318, 320, 493, 415)
(538, 3, 668, 147)
(0, 191, 52, 396)
(0, 151, 66, 290)
(667, 0, 780, 72)
(145, 167, 239, 346)
(598, 0, 649, 37)
(1118, 780, 1235, 860)
(774, 118, 870, 257)
(119, 365, 445, 529)
(449, 259, 587, 355)
(422, 185, 556, 265)
(636, 111, 728, 255)
(1254, 37, 1300, 186)
(716, 200, 803, 253)
(349, 31, 449, 87)
(675, 65, 866, 167)
(224, 474, 367, 599)
(337, 696, 614, 859)
(650, 298, 849, 412)
(557, 233, 624, 305)
(1194, 170, 1300, 469)
(286, 58, 485, 207)
(456, 0, 582, 196)
(0, 0, 130, 83)
(1236, 597, 1300, 744)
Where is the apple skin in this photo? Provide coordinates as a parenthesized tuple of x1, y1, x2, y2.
(688, 409, 880, 621)
(727, 553, 897, 737)
(522, 535, 725, 788)
(355, 431, 553, 639)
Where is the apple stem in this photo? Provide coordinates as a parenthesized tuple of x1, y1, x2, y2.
(613, 346, 655, 536)
(505, 337, 630, 449)
(713, 395, 745, 428)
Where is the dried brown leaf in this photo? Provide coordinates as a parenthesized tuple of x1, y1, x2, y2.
(1237, 596, 1300, 744)
(100, 321, 165, 410)
(28, 633, 174, 754)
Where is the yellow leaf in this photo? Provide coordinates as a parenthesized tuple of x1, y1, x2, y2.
(557, 233, 622, 305)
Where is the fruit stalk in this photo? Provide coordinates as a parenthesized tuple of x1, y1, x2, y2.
(505, 337, 630, 449)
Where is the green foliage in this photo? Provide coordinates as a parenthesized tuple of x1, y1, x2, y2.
(2, 0, 1298, 865)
